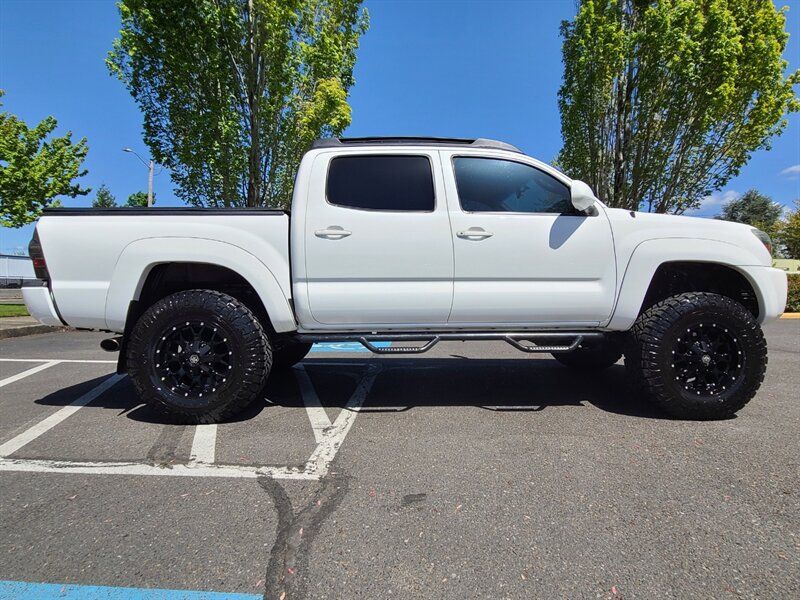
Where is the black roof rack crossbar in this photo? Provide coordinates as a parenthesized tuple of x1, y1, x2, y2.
(311, 136, 522, 153)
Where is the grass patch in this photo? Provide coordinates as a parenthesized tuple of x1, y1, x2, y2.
(0, 304, 29, 318)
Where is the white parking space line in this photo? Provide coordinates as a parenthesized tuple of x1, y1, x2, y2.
(305, 365, 379, 478)
(189, 424, 217, 464)
(0, 361, 60, 388)
(0, 362, 379, 480)
(0, 358, 117, 364)
(0, 458, 314, 479)
(0, 374, 125, 458)
(295, 365, 333, 443)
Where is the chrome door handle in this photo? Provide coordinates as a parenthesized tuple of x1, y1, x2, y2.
(315, 227, 352, 238)
(456, 228, 493, 239)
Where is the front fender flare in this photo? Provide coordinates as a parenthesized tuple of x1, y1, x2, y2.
(607, 238, 764, 330)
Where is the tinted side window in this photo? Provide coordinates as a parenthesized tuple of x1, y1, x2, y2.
(327, 155, 435, 211)
(453, 157, 572, 214)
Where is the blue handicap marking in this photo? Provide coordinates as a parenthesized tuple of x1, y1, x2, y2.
(0, 580, 261, 600)
(310, 341, 391, 353)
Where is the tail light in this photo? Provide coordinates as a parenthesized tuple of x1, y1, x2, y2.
(28, 228, 50, 281)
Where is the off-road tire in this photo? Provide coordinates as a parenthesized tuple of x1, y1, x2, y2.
(625, 292, 767, 420)
(127, 290, 271, 424)
(552, 337, 622, 370)
(272, 341, 313, 370)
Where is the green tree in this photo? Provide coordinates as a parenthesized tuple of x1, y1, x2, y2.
(557, 0, 799, 214)
(715, 189, 783, 235)
(0, 90, 90, 227)
(92, 184, 117, 208)
(125, 191, 156, 207)
(775, 199, 800, 259)
(108, 0, 368, 210)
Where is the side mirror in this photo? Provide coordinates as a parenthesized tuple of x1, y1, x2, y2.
(570, 180, 597, 213)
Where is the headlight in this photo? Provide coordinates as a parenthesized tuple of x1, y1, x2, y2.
(751, 228, 773, 256)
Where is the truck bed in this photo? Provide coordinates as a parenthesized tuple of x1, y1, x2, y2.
(33, 208, 292, 331)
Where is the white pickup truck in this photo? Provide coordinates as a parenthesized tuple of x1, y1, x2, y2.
(24, 137, 787, 422)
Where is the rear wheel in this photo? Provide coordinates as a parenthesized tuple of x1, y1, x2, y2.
(127, 289, 271, 423)
(552, 337, 622, 370)
(625, 292, 766, 420)
(272, 341, 313, 369)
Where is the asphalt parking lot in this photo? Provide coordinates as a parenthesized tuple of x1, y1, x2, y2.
(0, 321, 798, 599)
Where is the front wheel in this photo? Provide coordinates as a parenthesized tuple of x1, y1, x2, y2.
(127, 290, 271, 423)
(625, 292, 767, 420)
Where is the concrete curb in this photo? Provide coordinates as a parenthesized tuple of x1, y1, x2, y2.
(780, 313, 800, 319)
(0, 324, 68, 340)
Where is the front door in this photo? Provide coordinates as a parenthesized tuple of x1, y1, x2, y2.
(441, 151, 616, 326)
(302, 151, 454, 326)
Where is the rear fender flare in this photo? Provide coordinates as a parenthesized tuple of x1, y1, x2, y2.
(104, 237, 296, 333)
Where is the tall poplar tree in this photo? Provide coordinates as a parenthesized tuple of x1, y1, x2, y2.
(108, 0, 368, 209)
(557, 0, 799, 213)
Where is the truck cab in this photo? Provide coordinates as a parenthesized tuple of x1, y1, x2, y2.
(292, 138, 615, 329)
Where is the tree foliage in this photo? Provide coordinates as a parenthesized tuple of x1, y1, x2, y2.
(92, 184, 118, 208)
(0, 90, 89, 227)
(108, 0, 368, 209)
(715, 188, 783, 235)
(775, 199, 800, 259)
(125, 191, 156, 207)
(557, 0, 799, 213)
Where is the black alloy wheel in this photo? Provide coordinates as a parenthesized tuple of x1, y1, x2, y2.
(153, 319, 235, 404)
(670, 322, 744, 397)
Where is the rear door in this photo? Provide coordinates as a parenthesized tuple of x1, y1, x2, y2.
(441, 150, 616, 326)
(302, 150, 454, 326)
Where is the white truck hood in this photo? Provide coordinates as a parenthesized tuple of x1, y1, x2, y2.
(603, 207, 773, 267)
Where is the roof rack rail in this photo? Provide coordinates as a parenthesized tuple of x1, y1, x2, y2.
(310, 136, 522, 153)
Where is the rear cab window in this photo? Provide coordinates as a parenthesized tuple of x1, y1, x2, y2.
(326, 155, 435, 212)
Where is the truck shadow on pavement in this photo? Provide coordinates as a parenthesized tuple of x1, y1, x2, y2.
(31, 375, 184, 424)
(285, 358, 669, 419)
(32, 357, 673, 422)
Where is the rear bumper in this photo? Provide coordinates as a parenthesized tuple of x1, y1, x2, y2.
(739, 266, 788, 323)
(22, 282, 65, 326)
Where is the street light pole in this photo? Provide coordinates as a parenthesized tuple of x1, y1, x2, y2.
(122, 148, 155, 207)
(147, 159, 154, 207)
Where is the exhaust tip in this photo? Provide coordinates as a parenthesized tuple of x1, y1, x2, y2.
(100, 337, 122, 352)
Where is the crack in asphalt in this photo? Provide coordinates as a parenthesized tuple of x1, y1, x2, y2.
(259, 474, 349, 600)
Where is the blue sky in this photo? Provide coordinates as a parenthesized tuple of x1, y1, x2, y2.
(1, 0, 799, 254)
